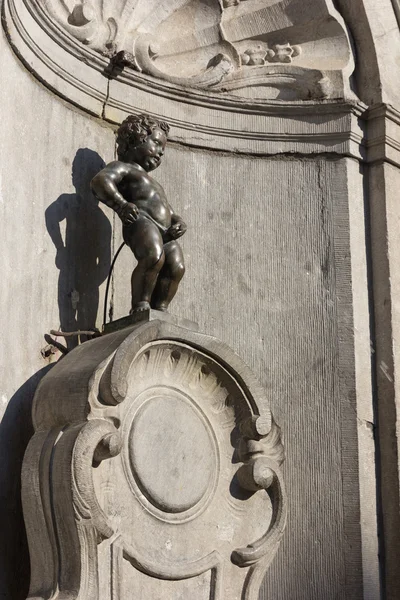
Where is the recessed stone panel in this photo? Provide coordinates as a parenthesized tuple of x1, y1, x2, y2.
(129, 392, 215, 513)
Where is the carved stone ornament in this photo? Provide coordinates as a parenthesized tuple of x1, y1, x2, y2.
(22, 313, 287, 600)
(30, 0, 352, 98)
(3, 0, 358, 153)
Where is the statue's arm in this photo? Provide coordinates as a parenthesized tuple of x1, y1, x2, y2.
(171, 210, 184, 225)
(91, 162, 138, 224)
(45, 198, 65, 251)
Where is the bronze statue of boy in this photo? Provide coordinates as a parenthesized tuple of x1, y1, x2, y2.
(91, 114, 186, 313)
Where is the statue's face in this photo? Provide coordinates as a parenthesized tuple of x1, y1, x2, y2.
(130, 127, 167, 171)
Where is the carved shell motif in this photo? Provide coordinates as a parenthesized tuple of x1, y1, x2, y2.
(37, 0, 352, 98)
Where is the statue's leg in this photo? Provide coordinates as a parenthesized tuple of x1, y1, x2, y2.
(123, 218, 165, 312)
(151, 241, 185, 311)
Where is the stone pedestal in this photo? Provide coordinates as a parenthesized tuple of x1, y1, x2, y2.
(22, 314, 286, 600)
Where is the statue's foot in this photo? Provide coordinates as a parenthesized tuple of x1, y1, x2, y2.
(153, 303, 168, 312)
(130, 301, 151, 314)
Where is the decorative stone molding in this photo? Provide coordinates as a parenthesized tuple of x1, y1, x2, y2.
(22, 314, 286, 600)
(365, 103, 400, 168)
(17, 0, 352, 97)
(391, 0, 400, 29)
(2, 0, 361, 154)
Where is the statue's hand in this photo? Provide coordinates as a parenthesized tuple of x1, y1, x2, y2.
(117, 202, 139, 225)
(166, 220, 187, 241)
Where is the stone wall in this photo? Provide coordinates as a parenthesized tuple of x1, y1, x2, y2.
(0, 28, 114, 599)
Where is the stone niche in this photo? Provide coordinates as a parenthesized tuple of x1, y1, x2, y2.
(22, 314, 286, 600)
(4, 0, 357, 150)
(3, 1, 384, 599)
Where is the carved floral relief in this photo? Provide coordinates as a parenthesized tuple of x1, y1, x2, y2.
(29, 0, 353, 100)
(4, 0, 358, 150)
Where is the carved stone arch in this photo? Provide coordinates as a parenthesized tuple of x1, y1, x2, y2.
(3, 0, 361, 154)
(7, 0, 398, 110)
(335, 0, 400, 106)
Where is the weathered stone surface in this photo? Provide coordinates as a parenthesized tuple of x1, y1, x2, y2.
(22, 316, 286, 600)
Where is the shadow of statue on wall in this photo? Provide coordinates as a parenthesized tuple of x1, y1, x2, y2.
(0, 365, 53, 600)
(45, 148, 112, 349)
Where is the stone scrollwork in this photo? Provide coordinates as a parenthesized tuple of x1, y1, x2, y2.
(41, 0, 124, 54)
(21, 315, 287, 600)
(3, 0, 360, 153)
(233, 417, 286, 568)
(4, 0, 354, 105)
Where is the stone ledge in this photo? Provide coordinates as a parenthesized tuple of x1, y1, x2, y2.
(103, 309, 198, 335)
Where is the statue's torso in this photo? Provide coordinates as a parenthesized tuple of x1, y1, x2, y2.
(119, 166, 172, 230)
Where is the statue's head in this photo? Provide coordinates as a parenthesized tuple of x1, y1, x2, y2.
(116, 114, 170, 172)
(72, 148, 105, 196)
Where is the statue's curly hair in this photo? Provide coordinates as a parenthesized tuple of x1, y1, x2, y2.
(116, 114, 170, 160)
